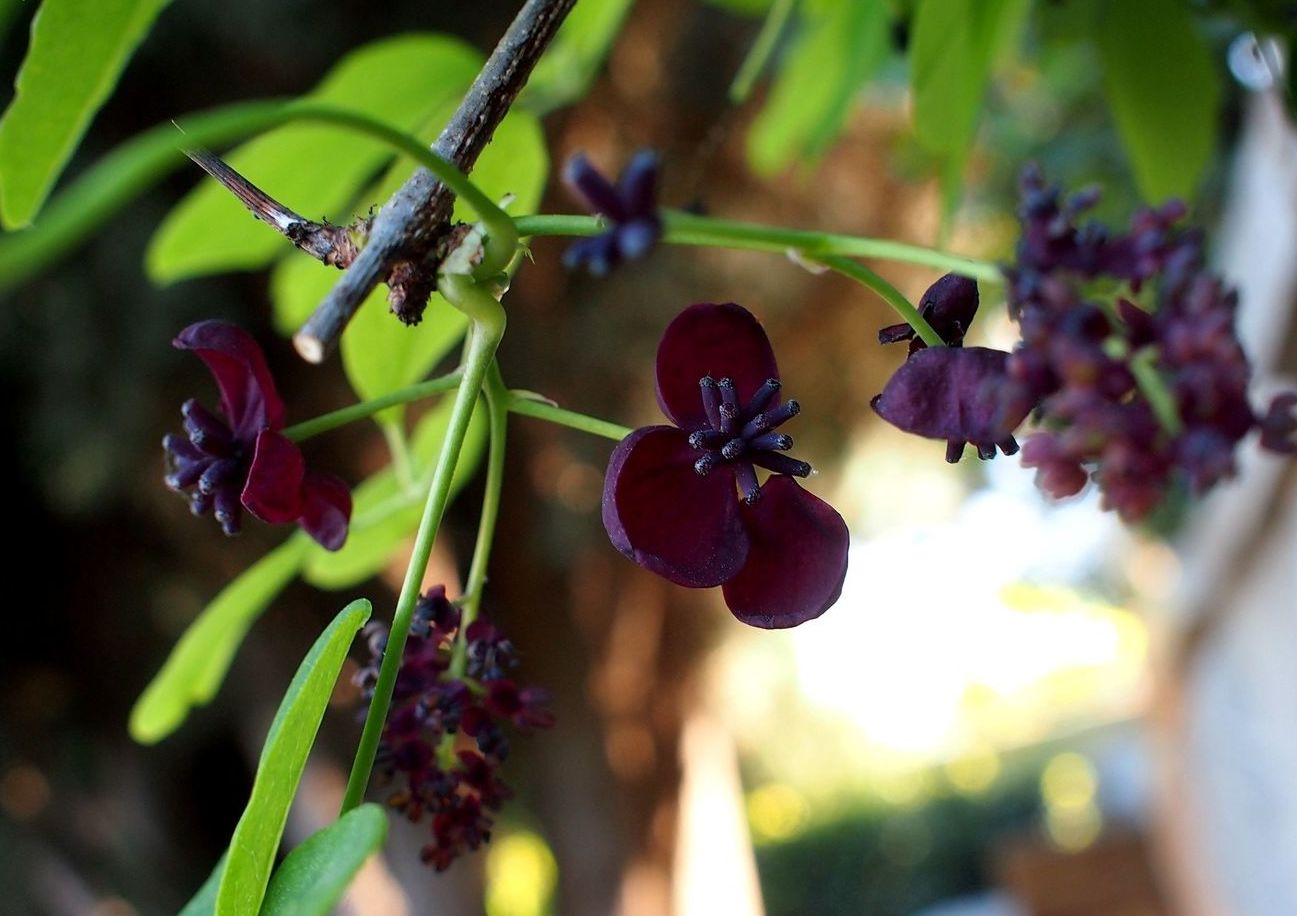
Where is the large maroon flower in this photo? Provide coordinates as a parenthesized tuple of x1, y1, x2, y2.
(602, 303, 849, 629)
(162, 321, 351, 550)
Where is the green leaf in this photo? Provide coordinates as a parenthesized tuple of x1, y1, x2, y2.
(0, 0, 173, 227)
(130, 539, 308, 745)
(335, 107, 548, 406)
(147, 34, 482, 282)
(1095, 0, 1222, 202)
(746, 0, 890, 176)
(301, 394, 488, 589)
(216, 599, 372, 916)
(910, 0, 1028, 207)
(522, 0, 636, 115)
(700, 0, 773, 14)
(178, 853, 225, 916)
(261, 805, 388, 916)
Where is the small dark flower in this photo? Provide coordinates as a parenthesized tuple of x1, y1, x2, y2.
(878, 273, 980, 352)
(355, 587, 554, 871)
(163, 321, 351, 549)
(561, 150, 662, 275)
(602, 303, 849, 628)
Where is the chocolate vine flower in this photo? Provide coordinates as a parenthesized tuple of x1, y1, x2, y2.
(878, 272, 980, 352)
(561, 150, 662, 275)
(602, 303, 849, 628)
(162, 321, 351, 549)
(355, 586, 554, 870)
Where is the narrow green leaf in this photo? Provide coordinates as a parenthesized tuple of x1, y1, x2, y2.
(130, 539, 308, 745)
(178, 853, 225, 916)
(147, 34, 482, 282)
(0, 0, 173, 227)
(1096, 0, 1222, 202)
(261, 805, 388, 916)
(336, 108, 548, 406)
(522, 0, 636, 115)
(746, 0, 889, 176)
(216, 599, 372, 916)
(910, 0, 1028, 207)
(301, 395, 488, 589)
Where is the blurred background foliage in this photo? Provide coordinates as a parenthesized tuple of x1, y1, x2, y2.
(0, 0, 1276, 912)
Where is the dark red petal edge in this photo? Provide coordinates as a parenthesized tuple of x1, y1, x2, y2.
(174, 321, 286, 440)
(299, 471, 351, 550)
(241, 430, 306, 523)
(721, 476, 849, 629)
(602, 426, 750, 588)
(872, 346, 1013, 444)
(655, 302, 780, 431)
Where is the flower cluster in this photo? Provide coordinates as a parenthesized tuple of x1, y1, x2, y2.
(355, 586, 554, 870)
(871, 167, 1297, 520)
(561, 150, 662, 275)
(602, 303, 849, 628)
(163, 321, 351, 549)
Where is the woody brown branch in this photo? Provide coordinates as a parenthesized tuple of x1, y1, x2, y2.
(293, 0, 577, 363)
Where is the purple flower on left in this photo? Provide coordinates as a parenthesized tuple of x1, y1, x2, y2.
(162, 321, 352, 550)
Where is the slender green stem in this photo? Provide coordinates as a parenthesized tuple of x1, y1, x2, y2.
(818, 255, 945, 348)
(381, 421, 415, 492)
(450, 362, 510, 676)
(280, 371, 463, 441)
(340, 283, 507, 815)
(729, 0, 798, 103)
(507, 393, 632, 441)
(1130, 347, 1184, 437)
(512, 211, 1002, 283)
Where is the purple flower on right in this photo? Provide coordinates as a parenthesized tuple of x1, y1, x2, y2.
(871, 167, 1297, 521)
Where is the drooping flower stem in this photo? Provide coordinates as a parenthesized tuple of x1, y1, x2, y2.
(1129, 348, 1185, 437)
(512, 211, 1001, 283)
(507, 394, 632, 441)
(817, 255, 946, 349)
(453, 361, 511, 661)
(340, 276, 506, 815)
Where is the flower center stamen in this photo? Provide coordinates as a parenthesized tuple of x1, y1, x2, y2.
(690, 375, 812, 503)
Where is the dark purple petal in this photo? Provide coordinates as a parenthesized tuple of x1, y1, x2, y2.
(174, 321, 285, 440)
(655, 303, 780, 431)
(872, 346, 1022, 445)
(602, 426, 749, 588)
(1260, 392, 1297, 454)
(241, 430, 306, 523)
(299, 471, 352, 550)
(563, 153, 628, 221)
(721, 476, 849, 629)
(617, 150, 659, 217)
(916, 273, 979, 347)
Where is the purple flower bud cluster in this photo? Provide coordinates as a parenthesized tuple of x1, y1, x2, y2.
(354, 586, 554, 870)
(1003, 165, 1297, 520)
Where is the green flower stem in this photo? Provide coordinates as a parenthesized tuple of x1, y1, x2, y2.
(729, 0, 798, 103)
(339, 277, 506, 815)
(512, 211, 1002, 283)
(453, 362, 510, 657)
(817, 254, 945, 348)
(1130, 347, 1185, 437)
(280, 371, 463, 441)
(507, 394, 632, 441)
(381, 420, 415, 492)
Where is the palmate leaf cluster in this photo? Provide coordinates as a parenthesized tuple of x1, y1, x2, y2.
(0, 0, 1276, 910)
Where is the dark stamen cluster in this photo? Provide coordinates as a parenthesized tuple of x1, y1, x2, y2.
(1003, 166, 1297, 520)
(355, 586, 554, 871)
(163, 400, 249, 534)
(688, 376, 810, 503)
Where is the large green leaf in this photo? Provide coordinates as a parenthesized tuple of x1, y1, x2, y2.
(261, 805, 388, 916)
(335, 107, 548, 406)
(0, 0, 173, 227)
(147, 34, 482, 282)
(130, 539, 308, 745)
(746, 0, 889, 176)
(216, 599, 372, 916)
(1095, 0, 1222, 202)
(910, 0, 1028, 208)
(522, 0, 636, 115)
(178, 853, 225, 916)
(301, 395, 488, 589)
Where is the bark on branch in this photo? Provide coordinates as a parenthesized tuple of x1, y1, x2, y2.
(294, 0, 576, 363)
